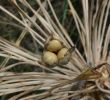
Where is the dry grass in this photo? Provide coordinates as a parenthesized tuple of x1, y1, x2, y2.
(0, 0, 110, 100)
